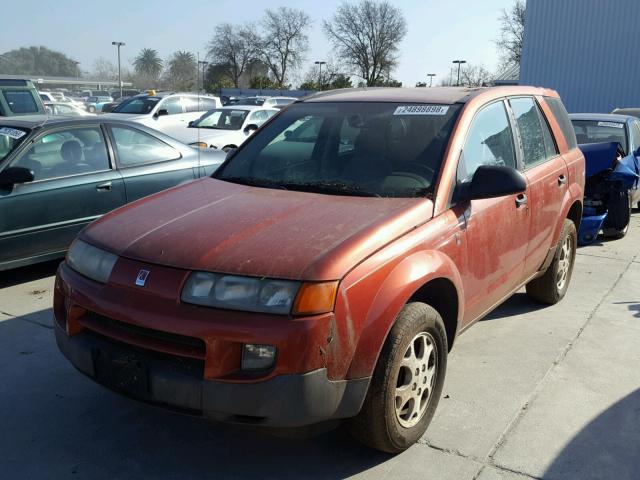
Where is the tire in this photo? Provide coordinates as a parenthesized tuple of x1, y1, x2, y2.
(347, 302, 447, 453)
(88, 106, 96, 113)
(603, 189, 632, 239)
(526, 219, 577, 305)
(222, 145, 236, 153)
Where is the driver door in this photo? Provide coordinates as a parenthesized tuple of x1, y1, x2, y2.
(0, 125, 126, 267)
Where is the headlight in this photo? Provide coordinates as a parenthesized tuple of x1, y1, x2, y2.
(66, 240, 118, 284)
(181, 272, 339, 316)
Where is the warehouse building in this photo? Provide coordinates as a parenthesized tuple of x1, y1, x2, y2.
(520, 0, 640, 113)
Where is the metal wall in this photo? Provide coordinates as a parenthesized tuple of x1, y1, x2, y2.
(520, 0, 640, 113)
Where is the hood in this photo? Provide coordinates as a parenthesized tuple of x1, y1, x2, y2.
(81, 178, 433, 281)
(163, 126, 238, 146)
(580, 141, 639, 188)
(99, 112, 147, 121)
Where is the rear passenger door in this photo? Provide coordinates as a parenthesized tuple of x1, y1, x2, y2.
(107, 124, 196, 202)
(457, 100, 530, 322)
(508, 97, 568, 277)
(0, 125, 125, 265)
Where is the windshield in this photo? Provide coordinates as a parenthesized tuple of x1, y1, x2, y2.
(572, 119, 629, 154)
(0, 126, 30, 162)
(112, 96, 160, 114)
(215, 102, 462, 198)
(236, 97, 265, 106)
(194, 109, 249, 130)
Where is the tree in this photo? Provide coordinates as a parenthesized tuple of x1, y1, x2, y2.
(91, 57, 117, 80)
(496, 0, 526, 67)
(323, 1, 407, 86)
(249, 75, 279, 90)
(133, 48, 163, 84)
(438, 64, 492, 87)
(208, 23, 260, 87)
(299, 61, 354, 90)
(0, 46, 79, 76)
(259, 7, 311, 87)
(165, 51, 197, 90)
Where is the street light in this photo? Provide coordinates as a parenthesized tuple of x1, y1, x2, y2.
(452, 60, 466, 86)
(73, 61, 81, 80)
(314, 61, 326, 90)
(112, 41, 125, 98)
(198, 61, 209, 92)
(427, 73, 436, 87)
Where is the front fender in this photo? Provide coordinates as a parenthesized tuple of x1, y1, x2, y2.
(341, 249, 464, 379)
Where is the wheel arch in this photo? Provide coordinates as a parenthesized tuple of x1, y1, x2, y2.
(343, 250, 464, 379)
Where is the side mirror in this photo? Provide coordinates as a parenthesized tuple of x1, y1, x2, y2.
(243, 124, 258, 136)
(225, 148, 237, 160)
(188, 120, 195, 127)
(155, 109, 169, 118)
(457, 165, 527, 202)
(0, 166, 35, 187)
(284, 130, 293, 139)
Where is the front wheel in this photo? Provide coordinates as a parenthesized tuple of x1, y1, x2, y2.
(603, 189, 632, 239)
(347, 302, 447, 453)
(526, 219, 577, 304)
(88, 106, 96, 113)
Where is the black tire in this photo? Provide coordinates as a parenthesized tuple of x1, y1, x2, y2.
(603, 189, 632, 239)
(88, 106, 96, 113)
(526, 219, 577, 305)
(347, 302, 447, 453)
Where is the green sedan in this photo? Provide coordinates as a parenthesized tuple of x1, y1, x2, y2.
(0, 116, 225, 271)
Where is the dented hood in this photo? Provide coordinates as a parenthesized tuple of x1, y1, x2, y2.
(81, 177, 433, 281)
(580, 141, 640, 187)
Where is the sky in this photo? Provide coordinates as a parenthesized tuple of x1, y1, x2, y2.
(0, 0, 515, 86)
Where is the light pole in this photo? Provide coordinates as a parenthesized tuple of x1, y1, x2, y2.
(452, 60, 466, 86)
(427, 73, 436, 87)
(73, 61, 81, 80)
(112, 41, 125, 98)
(198, 61, 209, 92)
(314, 61, 326, 90)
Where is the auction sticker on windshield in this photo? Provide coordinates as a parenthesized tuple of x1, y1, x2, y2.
(394, 105, 450, 115)
(0, 127, 26, 139)
(597, 121, 624, 129)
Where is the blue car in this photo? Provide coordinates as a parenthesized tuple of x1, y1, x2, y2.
(570, 113, 640, 244)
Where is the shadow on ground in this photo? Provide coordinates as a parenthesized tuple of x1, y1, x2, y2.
(0, 259, 60, 288)
(544, 388, 640, 480)
(481, 292, 546, 321)
(0, 311, 392, 480)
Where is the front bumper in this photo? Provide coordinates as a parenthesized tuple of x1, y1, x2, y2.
(55, 323, 369, 427)
(54, 261, 369, 427)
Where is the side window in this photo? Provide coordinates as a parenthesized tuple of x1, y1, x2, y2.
(159, 97, 183, 115)
(249, 110, 268, 125)
(182, 97, 200, 113)
(537, 103, 558, 159)
(3, 90, 39, 114)
(112, 127, 180, 167)
(458, 101, 516, 182)
(545, 97, 577, 149)
(510, 97, 547, 168)
(202, 98, 218, 111)
(630, 122, 640, 152)
(11, 127, 109, 181)
(58, 104, 74, 114)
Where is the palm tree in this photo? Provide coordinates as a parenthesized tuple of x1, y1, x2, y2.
(167, 51, 197, 90)
(133, 48, 163, 78)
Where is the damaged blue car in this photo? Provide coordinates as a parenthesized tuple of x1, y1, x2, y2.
(570, 114, 640, 245)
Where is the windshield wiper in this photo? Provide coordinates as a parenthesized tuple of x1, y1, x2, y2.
(279, 181, 379, 197)
(219, 176, 288, 190)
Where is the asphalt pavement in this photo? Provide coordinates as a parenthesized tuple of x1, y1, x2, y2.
(1, 212, 639, 479)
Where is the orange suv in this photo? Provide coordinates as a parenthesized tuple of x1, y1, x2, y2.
(54, 87, 584, 452)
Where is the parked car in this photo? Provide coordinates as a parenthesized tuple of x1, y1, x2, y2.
(264, 96, 297, 108)
(80, 90, 111, 100)
(84, 96, 113, 113)
(102, 92, 222, 134)
(39, 91, 60, 103)
(164, 105, 279, 152)
(44, 102, 95, 117)
(53, 87, 583, 453)
(0, 116, 224, 271)
(0, 79, 45, 116)
(234, 96, 271, 106)
(570, 113, 640, 243)
(612, 107, 640, 118)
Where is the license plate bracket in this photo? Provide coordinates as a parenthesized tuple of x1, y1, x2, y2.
(92, 348, 150, 400)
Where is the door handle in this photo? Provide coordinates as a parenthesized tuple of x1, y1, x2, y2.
(96, 181, 112, 191)
(558, 174, 567, 185)
(515, 193, 528, 208)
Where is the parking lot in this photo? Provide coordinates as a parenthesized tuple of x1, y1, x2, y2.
(0, 212, 636, 479)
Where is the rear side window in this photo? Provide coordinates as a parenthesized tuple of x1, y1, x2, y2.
(545, 97, 577, 149)
(458, 101, 516, 182)
(510, 97, 547, 168)
(112, 126, 180, 166)
(3, 90, 39, 114)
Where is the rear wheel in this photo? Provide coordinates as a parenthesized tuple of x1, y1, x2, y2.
(347, 302, 447, 453)
(526, 219, 577, 304)
(603, 189, 632, 239)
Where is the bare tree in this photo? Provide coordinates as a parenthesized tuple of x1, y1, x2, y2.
(460, 65, 492, 86)
(323, 0, 407, 86)
(207, 23, 260, 87)
(496, 0, 526, 67)
(91, 57, 117, 80)
(259, 7, 311, 87)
